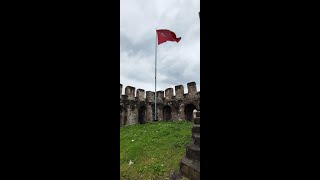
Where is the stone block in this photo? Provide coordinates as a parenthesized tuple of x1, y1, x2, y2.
(180, 157, 200, 180)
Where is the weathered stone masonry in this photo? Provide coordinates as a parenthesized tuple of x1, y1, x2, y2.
(120, 81, 200, 126)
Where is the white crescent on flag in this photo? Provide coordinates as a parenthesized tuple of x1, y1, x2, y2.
(161, 32, 171, 38)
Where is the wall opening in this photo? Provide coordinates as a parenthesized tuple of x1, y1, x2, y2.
(163, 105, 172, 121)
(151, 105, 157, 121)
(138, 106, 146, 124)
(120, 105, 123, 127)
(123, 106, 128, 125)
(184, 104, 196, 121)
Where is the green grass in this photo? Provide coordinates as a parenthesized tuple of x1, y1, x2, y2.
(120, 120, 193, 180)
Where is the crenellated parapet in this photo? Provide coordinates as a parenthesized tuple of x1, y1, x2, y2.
(120, 81, 200, 126)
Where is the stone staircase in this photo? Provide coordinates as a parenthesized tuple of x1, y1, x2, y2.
(179, 111, 200, 180)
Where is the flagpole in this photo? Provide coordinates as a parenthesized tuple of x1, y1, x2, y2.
(154, 29, 157, 121)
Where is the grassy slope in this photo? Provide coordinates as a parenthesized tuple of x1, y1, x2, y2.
(120, 121, 192, 180)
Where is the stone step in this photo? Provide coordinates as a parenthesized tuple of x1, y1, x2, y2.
(192, 133, 200, 146)
(192, 124, 200, 133)
(186, 143, 200, 161)
(170, 171, 183, 180)
(193, 117, 200, 125)
(196, 111, 200, 118)
(180, 157, 200, 180)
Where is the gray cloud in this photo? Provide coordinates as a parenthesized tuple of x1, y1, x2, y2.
(120, 0, 200, 94)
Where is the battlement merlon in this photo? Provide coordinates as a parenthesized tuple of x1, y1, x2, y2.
(136, 89, 145, 100)
(187, 81, 197, 95)
(175, 85, 184, 98)
(125, 86, 135, 100)
(146, 91, 155, 102)
(165, 88, 174, 99)
(156, 91, 164, 99)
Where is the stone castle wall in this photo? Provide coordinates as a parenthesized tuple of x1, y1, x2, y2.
(120, 81, 200, 126)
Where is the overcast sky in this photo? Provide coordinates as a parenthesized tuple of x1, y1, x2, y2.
(120, 0, 200, 96)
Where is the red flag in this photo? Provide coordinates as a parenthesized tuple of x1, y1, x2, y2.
(156, 29, 181, 45)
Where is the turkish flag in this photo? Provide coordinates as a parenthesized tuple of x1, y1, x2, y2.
(156, 29, 181, 45)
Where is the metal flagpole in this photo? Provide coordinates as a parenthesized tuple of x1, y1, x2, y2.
(154, 29, 157, 121)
